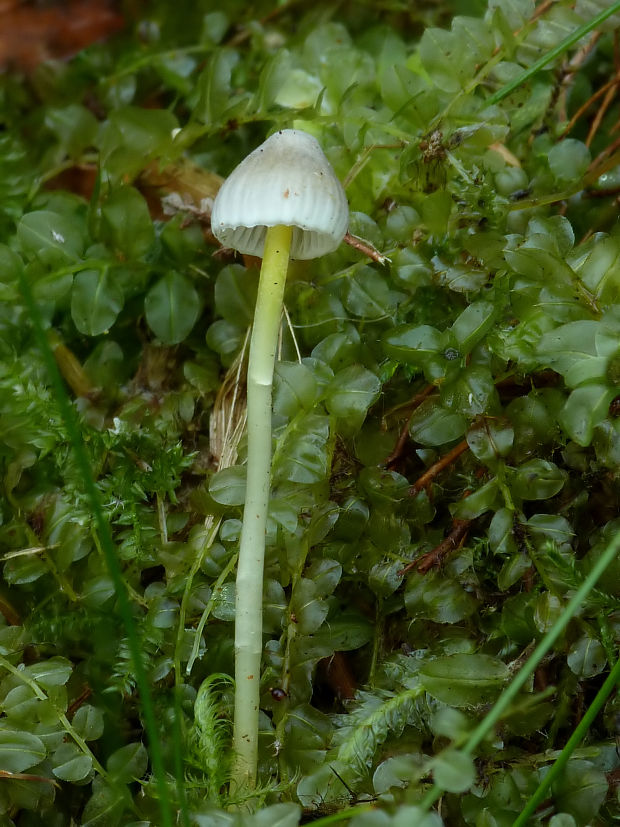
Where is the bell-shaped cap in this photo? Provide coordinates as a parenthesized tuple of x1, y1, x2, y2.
(211, 129, 348, 260)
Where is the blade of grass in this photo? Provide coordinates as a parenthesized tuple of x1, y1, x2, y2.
(18, 272, 176, 827)
(487, 1, 620, 105)
(419, 527, 620, 812)
(513, 655, 620, 826)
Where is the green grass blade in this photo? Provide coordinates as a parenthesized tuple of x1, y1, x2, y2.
(420, 528, 620, 812)
(487, 1, 620, 105)
(513, 655, 620, 826)
(18, 271, 175, 827)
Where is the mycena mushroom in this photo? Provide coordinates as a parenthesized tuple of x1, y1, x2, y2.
(211, 129, 348, 794)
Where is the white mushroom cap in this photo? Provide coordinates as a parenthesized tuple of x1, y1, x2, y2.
(210, 129, 349, 260)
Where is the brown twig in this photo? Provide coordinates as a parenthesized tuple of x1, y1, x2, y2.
(398, 517, 471, 576)
(0, 596, 20, 626)
(556, 31, 602, 124)
(561, 69, 620, 139)
(343, 232, 390, 265)
(67, 686, 93, 717)
(530, 0, 555, 24)
(384, 385, 435, 468)
(0, 769, 58, 786)
(408, 439, 470, 496)
(586, 80, 618, 148)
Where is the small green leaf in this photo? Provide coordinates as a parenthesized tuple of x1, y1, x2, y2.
(559, 384, 616, 447)
(214, 264, 257, 325)
(18, 210, 85, 265)
(0, 730, 46, 772)
(1, 685, 40, 722)
(405, 570, 478, 623)
(382, 324, 444, 365)
(451, 477, 500, 518)
(291, 578, 328, 635)
(513, 459, 567, 500)
(548, 139, 590, 183)
(441, 366, 500, 417)
(304, 558, 342, 598)
(497, 552, 531, 591)
(578, 236, 620, 301)
(549, 815, 576, 827)
(209, 466, 246, 507)
(526, 514, 574, 547)
(71, 269, 124, 336)
(45, 104, 98, 159)
(538, 321, 614, 387)
(256, 50, 293, 111)
(431, 707, 470, 739)
(373, 755, 426, 795)
(419, 653, 509, 707)
(451, 301, 497, 353)
(212, 582, 236, 622)
(283, 704, 331, 776)
(107, 742, 148, 782)
(385, 205, 420, 241)
(251, 803, 302, 827)
(145, 272, 200, 344)
(25, 656, 73, 688)
(467, 419, 514, 464)
(82, 575, 116, 607)
(272, 413, 330, 484)
(421, 191, 453, 236)
(369, 559, 403, 597)
(107, 106, 178, 158)
(100, 187, 155, 260)
(325, 365, 380, 433)
(430, 749, 476, 793)
(533, 592, 563, 633)
(349, 810, 392, 827)
(393, 807, 444, 827)
(566, 633, 606, 678)
(409, 398, 467, 446)
(72, 705, 105, 741)
(206, 318, 245, 364)
(195, 49, 240, 124)
(343, 269, 396, 320)
(419, 27, 470, 93)
(552, 760, 608, 824)
(311, 329, 361, 371)
(295, 612, 373, 655)
(359, 467, 410, 505)
(274, 361, 318, 419)
(81, 778, 127, 826)
(52, 742, 93, 782)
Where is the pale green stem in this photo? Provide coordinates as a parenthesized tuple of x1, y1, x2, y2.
(232, 224, 292, 795)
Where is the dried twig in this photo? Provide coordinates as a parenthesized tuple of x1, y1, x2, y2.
(398, 517, 471, 576)
(562, 69, 620, 138)
(408, 439, 470, 495)
(384, 385, 435, 468)
(343, 232, 390, 265)
(586, 80, 619, 147)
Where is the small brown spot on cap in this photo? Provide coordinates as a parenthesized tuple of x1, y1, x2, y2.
(283, 188, 290, 198)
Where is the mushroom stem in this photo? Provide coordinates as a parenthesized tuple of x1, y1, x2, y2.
(232, 223, 293, 794)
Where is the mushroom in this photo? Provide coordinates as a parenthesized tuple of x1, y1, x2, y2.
(210, 129, 348, 793)
(211, 128, 348, 260)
